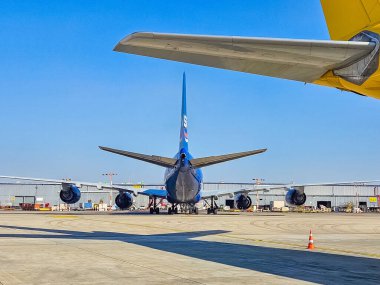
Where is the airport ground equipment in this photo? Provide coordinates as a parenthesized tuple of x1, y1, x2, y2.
(307, 229, 315, 250)
(0, 74, 378, 213)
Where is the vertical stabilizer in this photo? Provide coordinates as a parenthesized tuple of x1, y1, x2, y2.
(321, 0, 380, 40)
(179, 73, 189, 152)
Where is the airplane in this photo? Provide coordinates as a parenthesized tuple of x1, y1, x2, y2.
(98, 73, 268, 214)
(113, 0, 380, 100)
(0, 73, 267, 214)
(1, 74, 377, 214)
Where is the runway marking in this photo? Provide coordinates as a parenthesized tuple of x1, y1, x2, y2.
(79, 217, 185, 232)
(43, 216, 380, 259)
(0, 271, 22, 284)
(50, 215, 78, 218)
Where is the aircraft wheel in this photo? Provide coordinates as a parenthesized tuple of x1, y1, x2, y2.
(155, 208, 160, 214)
(174, 207, 178, 214)
(194, 207, 199, 215)
(168, 208, 172, 215)
(207, 208, 211, 214)
(149, 207, 154, 214)
(213, 208, 218, 215)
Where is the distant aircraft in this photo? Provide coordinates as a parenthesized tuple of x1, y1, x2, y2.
(114, 0, 380, 100)
(98, 73, 267, 214)
(1, 74, 376, 214)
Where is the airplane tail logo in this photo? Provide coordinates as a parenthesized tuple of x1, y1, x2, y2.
(179, 73, 189, 150)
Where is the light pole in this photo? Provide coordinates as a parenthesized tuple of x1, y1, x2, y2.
(102, 173, 118, 206)
(253, 178, 265, 212)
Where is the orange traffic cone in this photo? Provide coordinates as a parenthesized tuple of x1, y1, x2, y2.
(307, 229, 315, 250)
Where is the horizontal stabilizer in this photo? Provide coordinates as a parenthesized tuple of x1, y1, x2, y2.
(138, 189, 168, 198)
(190, 149, 267, 168)
(99, 146, 177, 168)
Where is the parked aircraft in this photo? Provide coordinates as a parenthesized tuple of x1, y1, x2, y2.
(113, 0, 380, 100)
(0, 74, 266, 214)
(1, 74, 376, 214)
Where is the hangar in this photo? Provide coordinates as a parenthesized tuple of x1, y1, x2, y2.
(0, 182, 379, 212)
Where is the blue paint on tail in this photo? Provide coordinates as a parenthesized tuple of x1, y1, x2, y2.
(179, 73, 189, 152)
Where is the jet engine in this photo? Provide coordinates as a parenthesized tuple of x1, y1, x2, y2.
(59, 184, 81, 204)
(115, 192, 133, 209)
(236, 194, 252, 210)
(285, 188, 306, 206)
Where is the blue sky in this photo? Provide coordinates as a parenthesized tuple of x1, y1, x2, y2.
(0, 0, 379, 184)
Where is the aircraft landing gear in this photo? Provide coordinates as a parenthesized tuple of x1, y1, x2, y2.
(149, 197, 160, 214)
(168, 204, 178, 215)
(206, 196, 218, 214)
(189, 204, 198, 214)
(168, 204, 197, 215)
(184, 204, 198, 215)
(207, 208, 217, 214)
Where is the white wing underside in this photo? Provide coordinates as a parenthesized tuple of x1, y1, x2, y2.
(114, 32, 374, 82)
(0, 176, 136, 195)
(201, 180, 380, 199)
(1, 176, 377, 200)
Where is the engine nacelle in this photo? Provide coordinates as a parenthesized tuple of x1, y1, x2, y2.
(115, 192, 133, 210)
(59, 184, 81, 204)
(285, 188, 307, 206)
(236, 194, 252, 210)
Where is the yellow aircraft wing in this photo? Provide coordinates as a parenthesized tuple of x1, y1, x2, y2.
(114, 1, 380, 99)
(321, 0, 380, 40)
(114, 33, 374, 83)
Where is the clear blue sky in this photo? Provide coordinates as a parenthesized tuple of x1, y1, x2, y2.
(0, 0, 379, 184)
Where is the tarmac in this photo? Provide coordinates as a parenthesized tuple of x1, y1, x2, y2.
(0, 211, 379, 285)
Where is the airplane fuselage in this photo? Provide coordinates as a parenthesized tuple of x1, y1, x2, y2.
(164, 148, 203, 204)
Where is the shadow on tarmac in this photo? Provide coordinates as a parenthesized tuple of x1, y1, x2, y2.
(0, 225, 379, 284)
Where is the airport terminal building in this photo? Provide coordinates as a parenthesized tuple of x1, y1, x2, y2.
(0, 182, 379, 211)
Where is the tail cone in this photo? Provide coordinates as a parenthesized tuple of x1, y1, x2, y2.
(307, 229, 315, 250)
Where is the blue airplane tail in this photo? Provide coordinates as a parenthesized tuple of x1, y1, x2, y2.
(179, 73, 189, 152)
(100, 72, 267, 169)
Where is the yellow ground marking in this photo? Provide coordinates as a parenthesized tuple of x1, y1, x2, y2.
(50, 215, 78, 218)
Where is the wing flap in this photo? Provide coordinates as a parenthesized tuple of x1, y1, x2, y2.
(99, 146, 177, 168)
(190, 149, 267, 168)
(115, 32, 374, 82)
